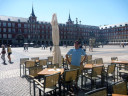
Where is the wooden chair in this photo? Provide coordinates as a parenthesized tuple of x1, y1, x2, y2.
(27, 66, 43, 95)
(84, 66, 103, 89)
(86, 55, 92, 63)
(47, 56, 53, 64)
(87, 60, 96, 64)
(39, 59, 48, 69)
(111, 57, 118, 61)
(25, 60, 36, 75)
(64, 55, 72, 70)
(33, 72, 60, 96)
(95, 58, 103, 64)
(112, 81, 127, 95)
(85, 87, 107, 96)
(119, 64, 128, 80)
(62, 69, 79, 95)
(20, 58, 29, 77)
(81, 55, 86, 63)
(104, 64, 116, 87)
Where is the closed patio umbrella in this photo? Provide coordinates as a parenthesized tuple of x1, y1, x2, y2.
(51, 13, 62, 67)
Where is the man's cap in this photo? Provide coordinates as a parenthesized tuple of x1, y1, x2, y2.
(74, 40, 81, 44)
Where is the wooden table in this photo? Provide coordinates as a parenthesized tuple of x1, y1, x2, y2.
(112, 94, 128, 96)
(84, 64, 104, 69)
(111, 61, 128, 64)
(111, 61, 128, 81)
(38, 68, 64, 75)
(37, 68, 64, 96)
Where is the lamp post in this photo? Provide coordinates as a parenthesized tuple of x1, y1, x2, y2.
(89, 38, 95, 52)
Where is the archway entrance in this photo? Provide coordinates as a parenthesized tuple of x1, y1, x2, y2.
(16, 35, 24, 45)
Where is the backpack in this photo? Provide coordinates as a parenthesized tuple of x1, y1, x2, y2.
(2, 50, 6, 54)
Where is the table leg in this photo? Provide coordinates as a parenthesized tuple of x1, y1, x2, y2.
(38, 76, 41, 96)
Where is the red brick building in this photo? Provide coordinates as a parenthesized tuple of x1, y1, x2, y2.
(0, 6, 127, 46)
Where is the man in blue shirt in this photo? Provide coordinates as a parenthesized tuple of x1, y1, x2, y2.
(66, 40, 86, 69)
(66, 40, 86, 89)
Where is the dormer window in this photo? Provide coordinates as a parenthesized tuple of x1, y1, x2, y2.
(18, 19, 20, 22)
(120, 25, 122, 27)
(8, 18, 10, 21)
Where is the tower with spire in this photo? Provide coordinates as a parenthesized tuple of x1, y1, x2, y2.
(29, 5, 37, 23)
(66, 11, 74, 25)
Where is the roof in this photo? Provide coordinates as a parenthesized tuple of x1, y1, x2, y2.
(0, 15, 29, 22)
(100, 22, 128, 29)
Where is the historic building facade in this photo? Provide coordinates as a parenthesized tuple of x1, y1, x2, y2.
(100, 23, 128, 43)
(0, 7, 128, 46)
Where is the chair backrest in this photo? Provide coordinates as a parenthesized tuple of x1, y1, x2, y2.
(64, 69, 78, 82)
(88, 60, 95, 64)
(87, 55, 92, 61)
(54, 63, 59, 68)
(44, 72, 60, 88)
(68, 55, 72, 62)
(48, 56, 53, 62)
(31, 57, 39, 61)
(61, 56, 64, 64)
(92, 66, 103, 77)
(85, 87, 107, 96)
(47, 64, 54, 68)
(112, 81, 127, 95)
(20, 58, 29, 65)
(81, 55, 85, 62)
(111, 57, 118, 61)
(107, 64, 116, 74)
(95, 58, 103, 64)
(39, 59, 47, 66)
(29, 66, 42, 77)
(25, 60, 35, 68)
(29, 67, 37, 77)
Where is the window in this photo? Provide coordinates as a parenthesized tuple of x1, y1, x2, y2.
(3, 22, 6, 27)
(24, 24, 27, 28)
(28, 24, 30, 28)
(33, 25, 35, 28)
(24, 29, 27, 33)
(8, 28, 11, 32)
(28, 35, 30, 39)
(0, 22, 1, 26)
(18, 23, 21, 27)
(8, 23, 11, 27)
(8, 34, 12, 38)
(8, 18, 10, 21)
(12, 29, 15, 32)
(3, 28, 6, 32)
(12, 23, 15, 27)
(18, 29, 21, 33)
(3, 34, 7, 38)
(0, 34, 1, 38)
(0, 28, 1, 32)
(18, 19, 20, 22)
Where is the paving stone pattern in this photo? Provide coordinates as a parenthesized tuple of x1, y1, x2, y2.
(0, 45, 128, 96)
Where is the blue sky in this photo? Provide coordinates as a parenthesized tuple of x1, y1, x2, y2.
(0, 0, 128, 26)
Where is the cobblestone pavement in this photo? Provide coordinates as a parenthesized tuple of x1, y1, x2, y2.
(0, 45, 128, 96)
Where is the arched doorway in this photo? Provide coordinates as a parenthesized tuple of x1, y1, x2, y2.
(16, 35, 24, 45)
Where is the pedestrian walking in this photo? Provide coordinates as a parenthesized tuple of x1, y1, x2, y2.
(0, 45, 7, 64)
(7, 44, 12, 63)
(26, 44, 28, 51)
(23, 44, 26, 51)
(50, 46, 52, 52)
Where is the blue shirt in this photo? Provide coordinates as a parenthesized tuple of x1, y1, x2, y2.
(67, 48, 86, 66)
